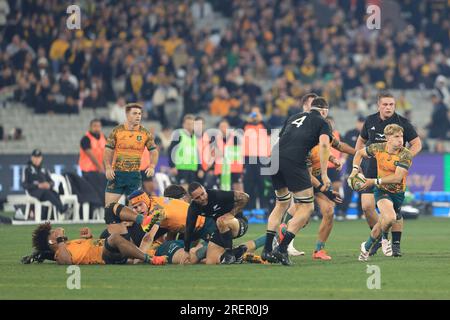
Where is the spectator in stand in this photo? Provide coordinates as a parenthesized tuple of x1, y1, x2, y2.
(49, 33, 69, 73)
(83, 88, 105, 109)
(152, 75, 180, 128)
(275, 90, 296, 117)
(210, 87, 239, 117)
(434, 75, 450, 107)
(434, 140, 447, 153)
(190, 0, 213, 20)
(125, 64, 144, 102)
(109, 96, 127, 126)
(268, 107, 285, 130)
(427, 94, 450, 140)
(0, 0, 9, 31)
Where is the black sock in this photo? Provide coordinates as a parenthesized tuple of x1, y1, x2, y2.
(392, 231, 402, 244)
(231, 245, 248, 259)
(220, 230, 233, 250)
(264, 230, 276, 252)
(279, 231, 295, 253)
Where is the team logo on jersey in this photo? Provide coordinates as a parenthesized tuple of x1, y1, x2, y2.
(213, 204, 221, 211)
(137, 135, 142, 141)
(370, 127, 376, 130)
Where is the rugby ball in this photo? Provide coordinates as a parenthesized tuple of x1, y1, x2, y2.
(349, 173, 367, 191)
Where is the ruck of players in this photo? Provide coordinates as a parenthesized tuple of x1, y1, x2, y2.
(23, 91, 421, 266)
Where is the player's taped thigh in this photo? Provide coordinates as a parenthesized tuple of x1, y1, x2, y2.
(293, 195, 314, 203)
(195, 242, 209, 261)
(275, 192, 292, 203)
(210, 232, 225, 247)
(104, 202, 125, 224)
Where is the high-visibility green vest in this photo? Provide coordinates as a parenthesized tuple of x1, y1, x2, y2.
(175, 130, 198, 171)
(220, 145, 242, 191)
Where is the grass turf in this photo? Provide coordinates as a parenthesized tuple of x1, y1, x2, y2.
(0, 216, 449, 300)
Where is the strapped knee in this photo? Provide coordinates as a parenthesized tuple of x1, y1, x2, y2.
(293, 195, 314, 204)
(276, 193, 292, 202)
(210, 232, 224, 247)
(105, 202, 124, 224)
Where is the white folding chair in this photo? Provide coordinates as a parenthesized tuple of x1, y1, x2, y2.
(13, 167, 54, 222)
(65, 174, 95, 222)
(7, 192, 53, 222)
(154, 172, 172, 196)
(63, 174, 83, 222)
(50, 173, 80, 221)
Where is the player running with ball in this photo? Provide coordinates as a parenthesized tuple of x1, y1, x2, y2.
(349, 124, 412, 261)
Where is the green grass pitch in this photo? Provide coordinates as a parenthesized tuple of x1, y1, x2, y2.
(1, 217, 449, 300)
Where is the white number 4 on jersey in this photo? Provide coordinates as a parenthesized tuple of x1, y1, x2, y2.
(292, 116, 307, 128)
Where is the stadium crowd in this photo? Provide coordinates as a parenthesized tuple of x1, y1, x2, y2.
(0, 1, 448, 127)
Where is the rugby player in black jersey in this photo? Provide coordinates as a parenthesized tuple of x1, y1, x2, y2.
(262, 97, 333, 265)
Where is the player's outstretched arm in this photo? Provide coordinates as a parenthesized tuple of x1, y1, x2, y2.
(355, 135, 367, 152)
(408, 137, 422, 157)
(335, 140, 356, 156)
(360, 166, 408, 191)
(139, 224, 159, 255)
(319, 134, 331, 187)
(350, 148, 369, 179)
(54, 244, 73, 265)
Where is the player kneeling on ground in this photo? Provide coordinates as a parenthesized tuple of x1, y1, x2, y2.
(182, 182, 250, 264)
(349, 124, 412, 261)
(23, 222, 166, 265)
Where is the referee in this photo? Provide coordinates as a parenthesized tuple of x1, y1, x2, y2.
(355, 91, 422, 257)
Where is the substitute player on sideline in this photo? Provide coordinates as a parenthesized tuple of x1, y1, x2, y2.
(103, 103, 159, 234)
(350, 124, 413, 261)
(262, 97, 333, 265)
(355, 92, 421, 257)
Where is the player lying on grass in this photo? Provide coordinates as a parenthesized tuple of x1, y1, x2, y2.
(23, 222, 167, 265)
(348, 124, 412, 261)
(149, 236, 267, 265)
(102, 190, 215, 259)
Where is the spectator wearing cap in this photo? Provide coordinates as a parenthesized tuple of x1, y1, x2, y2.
(22, 149, 68, 217)
(79, 119, 107, 206)
(434, 75, 450, 107)
(427, 94, 450, 140)
(336, 115, 365, 220)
